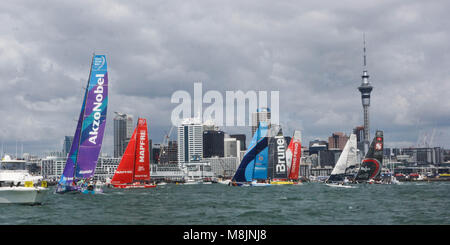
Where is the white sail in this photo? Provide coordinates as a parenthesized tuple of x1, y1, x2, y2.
(328, 134, 357, 181)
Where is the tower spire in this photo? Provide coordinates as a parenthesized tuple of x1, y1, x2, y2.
(363, 32, 367, 67)
(358, 33, 373, 156)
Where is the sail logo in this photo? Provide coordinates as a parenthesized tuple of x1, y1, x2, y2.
(93, 56, 106, 70)
(116, 170, 132, 174)
(89, 73, 105, 145)
(359, 166, 371, 172)
(292, 142, 300, 159)
(275, 136, 286, 173)
(139, 130, 146, 162)
(79, 170, 93, 174)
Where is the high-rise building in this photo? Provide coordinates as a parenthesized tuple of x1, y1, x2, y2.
(309, 140, 328, 155)
(62, 136, 74, 156)
(203, 130, 224, 158)
(149, 139, 153, 164)
(177, 118, 203, 168)
(160, 140, 178, 165)
(230, 134, 246, 151)
(251, 107, 271, 136)
(358, 34, 373, 155)
(328, 132, 349, 150)
(353, 126, 365, 152)
(114, 112, 133, 158)
(224, 137, 240, 158)
(151, 144, 160, 164)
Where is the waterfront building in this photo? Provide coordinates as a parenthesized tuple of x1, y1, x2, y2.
(150, 164, 185, 182)
(177, 118, 203, 168)
(41, 155, 121, 181)
(230, 134, 246, 151)
(309, 140, 328, 155)
(400, 147, 443, 165)
(224, 137, 240, 158)
(328, 132, 349, 150)
(62, 136, 74, 156)
(160, 140, 178, 165)
(251, 107, 271, 136)
(95, 157, 121, 181)
(353, 126, 365, 153)
(41, 155, 66, 180)
(114, 112, 133, 158)
(318, 149, 342, 168)
(149, 139, 153, 164)
(151, 144, 161, 164)
(204, 156, 239, 178)
(203, 130, 224, 158)
(183, 162, 216, 181)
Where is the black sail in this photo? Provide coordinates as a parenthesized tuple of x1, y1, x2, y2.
(269, 128, 288, 180)
(354, 130, 384, 182)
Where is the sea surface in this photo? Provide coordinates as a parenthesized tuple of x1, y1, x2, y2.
(1, 182, 449, 225)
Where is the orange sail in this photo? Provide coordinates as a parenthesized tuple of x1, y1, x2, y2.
(111, 118, 155, 188)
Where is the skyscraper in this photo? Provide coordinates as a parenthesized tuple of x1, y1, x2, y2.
(358, 34, 373, 155)
(160, 140, 178, 165)
(328, 132, 349, 150)
(114, 112, 133, 158)
(203, 130, 225, 158)
(177, 118, 203, 168)
(251, 107, 271, 136)
(62, 136, 74, 156)
(230, 134, 246, 151)
(353, 126, 365, 153)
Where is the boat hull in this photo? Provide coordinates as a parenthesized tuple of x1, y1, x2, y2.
(251, 182, 272, 186)
(112, 184, 156, 189)
(270, 181, 296, 185)
(0, 187, 49, 204)
(326, 183, 355, 188)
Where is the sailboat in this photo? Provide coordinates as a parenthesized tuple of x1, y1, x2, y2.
(325, 134, 357, 188)
(231, 122, 270, 186)
(354, 130, 384, 183)
(283, 130, 302, 185)
(111, 118, 156, 189)
(268, 127, 292, 185)
(56, 54, 108, 194)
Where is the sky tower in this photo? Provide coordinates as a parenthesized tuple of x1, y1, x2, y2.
(358, 34, 373, 156)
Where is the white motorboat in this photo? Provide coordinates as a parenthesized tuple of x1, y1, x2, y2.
(183, 178, 201, 185)
(0, 155, 49, 204)
(325, 183, 355, 188)
(218, 179, 231, 185)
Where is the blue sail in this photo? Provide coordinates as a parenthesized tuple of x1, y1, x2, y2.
(252, 124, 269, 180)
(232, 122, 269, 182)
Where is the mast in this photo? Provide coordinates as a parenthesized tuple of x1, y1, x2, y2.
(251, 122, 261, 181)
(132, 119, 139, 182)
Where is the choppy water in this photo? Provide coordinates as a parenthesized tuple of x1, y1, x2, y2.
(1, 182, 449, 225)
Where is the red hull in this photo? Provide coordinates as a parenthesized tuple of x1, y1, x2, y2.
(112, 183, 156, 189)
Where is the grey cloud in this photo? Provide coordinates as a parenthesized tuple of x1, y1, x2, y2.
(0, 0, 449, 155)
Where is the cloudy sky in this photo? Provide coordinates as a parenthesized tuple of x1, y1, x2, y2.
(1, 0, 449, 156)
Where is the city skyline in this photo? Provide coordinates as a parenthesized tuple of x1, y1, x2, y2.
(1, 1, 450, 155)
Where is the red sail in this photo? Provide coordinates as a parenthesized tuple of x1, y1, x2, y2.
(111, 126, 137, 185)
(133, 118, 150, 181)
(288, 131, 302, 180)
